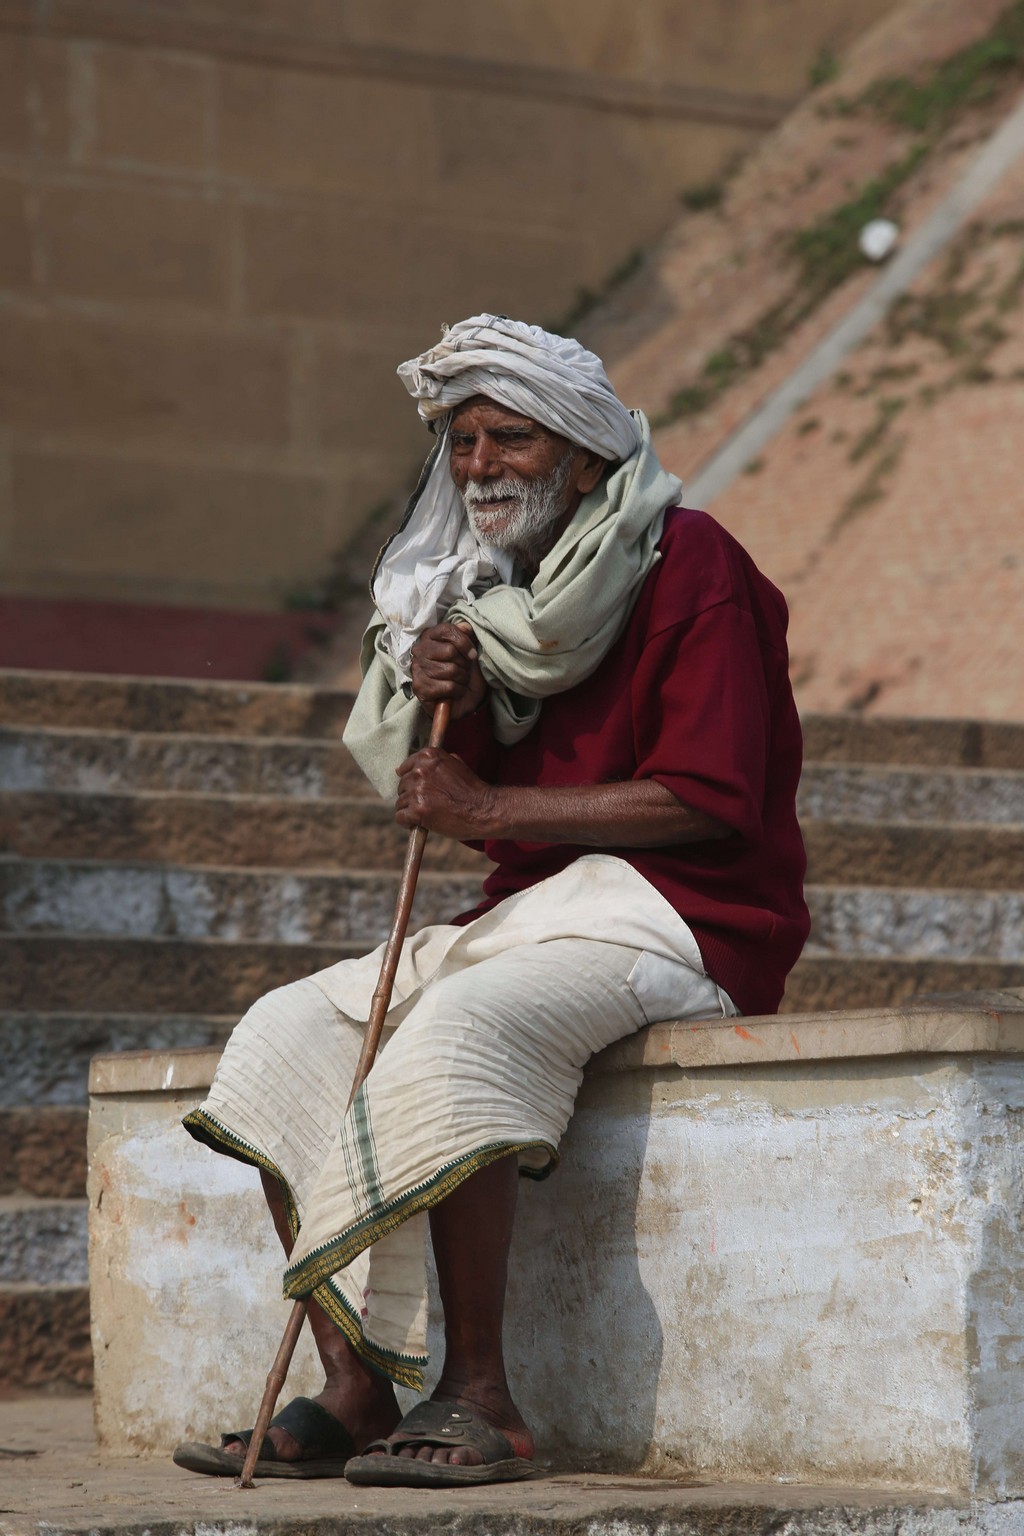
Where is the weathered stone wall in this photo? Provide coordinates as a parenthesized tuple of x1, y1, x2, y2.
(0, 0, 895, 611)
(87, 995, 1024, 1495)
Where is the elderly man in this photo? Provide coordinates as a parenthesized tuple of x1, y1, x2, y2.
(173, 316, 809, 1488)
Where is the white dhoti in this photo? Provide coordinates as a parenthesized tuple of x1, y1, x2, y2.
(184, 857, 736, 1388)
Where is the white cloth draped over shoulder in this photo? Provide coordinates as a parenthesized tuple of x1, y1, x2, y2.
(342, 315, 682, 799)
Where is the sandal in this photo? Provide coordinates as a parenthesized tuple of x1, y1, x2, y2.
(173, 1395, 355, 1479)
(344, 1399, 537, 1487)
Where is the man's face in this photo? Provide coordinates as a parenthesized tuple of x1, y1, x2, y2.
(448, 397, 598, 559)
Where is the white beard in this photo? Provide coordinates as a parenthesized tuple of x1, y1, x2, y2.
(461, 452, 574, 564)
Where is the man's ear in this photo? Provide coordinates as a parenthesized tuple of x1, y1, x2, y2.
(574, 449, 607, 496)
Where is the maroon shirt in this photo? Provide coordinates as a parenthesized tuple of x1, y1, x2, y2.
(444, 506, 810, 1016)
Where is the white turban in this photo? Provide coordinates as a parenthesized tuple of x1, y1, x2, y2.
(396, 313, 639, 461)
(372, 315, 641, 681)
(344, 317, 681, 795)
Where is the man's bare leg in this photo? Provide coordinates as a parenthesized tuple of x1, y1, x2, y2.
(226, 1157, 532, 1467)
(222, 1171, 401, 1461)
(397, 1151, 533, 1467)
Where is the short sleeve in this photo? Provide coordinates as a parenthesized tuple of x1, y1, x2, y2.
(631, 602, 770, 843)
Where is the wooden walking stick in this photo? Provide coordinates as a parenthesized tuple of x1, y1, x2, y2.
(238, 699, 453, 1487)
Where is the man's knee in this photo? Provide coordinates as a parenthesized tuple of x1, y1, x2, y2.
(233, 976, 335, 1041)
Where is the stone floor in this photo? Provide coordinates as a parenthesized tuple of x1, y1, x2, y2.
(0, 1392, 1018, 1536)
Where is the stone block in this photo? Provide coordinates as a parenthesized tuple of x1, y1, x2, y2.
(0, 1013, 231, 1109)
(0, 1197, 87, 1282)
(0, 860, 482, 946)
(0, 934, 348, 1016)
(88, 1079, 329, 1440)
(781, 956, 1024, 1015)
(38, 181, 227, 308)
(92, 43, 210, 171)
(8, 452, 339, 599)
(430, 89, 615, 214)
(0, 34, 72, 159)
(799, 764, 1024, 826)
(803, 820, 1024, 892)
(0, 725, 364, 798)
(0, 1283, 92, 1389)
(241, 197, 578, 327)
(0, 670, 354, 737)
(0, 310, 290, 450)
(800, 714, 1024, 770)
(0, 1107, 87, 1198)
(313, 333, 430, 456)
(806, 887, 1024, 963)
(87, 995, 1024, 1495)
(0, 787, 486, 871)
(0, 34, 31, 154)
(0, 173, 32, 290)
(217, 62, 437, 195)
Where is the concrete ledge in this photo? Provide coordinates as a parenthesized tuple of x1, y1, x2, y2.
(599, 991, 1024, 1072)
(88, 992, 1024, 1498)
(86, 990, 1024, 1096)
(90, 1045, 235, 1097)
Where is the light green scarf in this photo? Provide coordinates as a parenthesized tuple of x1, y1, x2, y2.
(343, 411, 681, 799)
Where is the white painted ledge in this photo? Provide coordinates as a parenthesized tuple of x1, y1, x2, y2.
(88, 991, 1024, 1097)
(88, 991, 1024, 1497)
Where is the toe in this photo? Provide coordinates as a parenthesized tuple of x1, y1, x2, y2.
(268, 1428, 301, 1462)
(449, 1446, 483, 1466)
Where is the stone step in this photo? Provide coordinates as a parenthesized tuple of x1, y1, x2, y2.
(802, 819, 1024, 889)
(3, 859, 1021, 960)
(0, 669, 352, 738)
(805, 886, 1024, 961)
(0, 859, 473, 945)
(0, 1281, 92, 1389)
(6, 724, 1024, 825)
(3, 787, 1022, 885)
(5, 669, 1024, 767)
(2, 932, 1021, 1018)
(0, 1012, 232, 1107)
(0, 934, 359, 1013)
(799, 763, 1024, 825)
(782, 956, 1024, 1013)
(800, 712, 1024, 769)
(0, 789, 487, 872)
(0, 725, 367, 798)
(0, 1106, 86, 1198)
(0, 1196, 88, 1284)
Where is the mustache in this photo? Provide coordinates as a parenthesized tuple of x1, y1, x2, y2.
(460, 451, 575, 559)
(461, 477, 527, 508)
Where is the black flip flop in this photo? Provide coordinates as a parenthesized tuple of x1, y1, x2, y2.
(173, 1395, 355, 1479)
(344, 1400, 537, 1487)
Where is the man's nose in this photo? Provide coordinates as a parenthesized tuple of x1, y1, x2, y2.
(465, 435, 501, 480)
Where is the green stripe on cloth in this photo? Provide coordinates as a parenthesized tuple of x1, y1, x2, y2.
(351, 1083, 385, 1215)
(282, 1139, 554, 1298)
(313, 1280, 427, 1390)
(182, 1109, 429, 1389)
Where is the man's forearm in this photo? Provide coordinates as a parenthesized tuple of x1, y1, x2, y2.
(476, 779, 730, 847)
